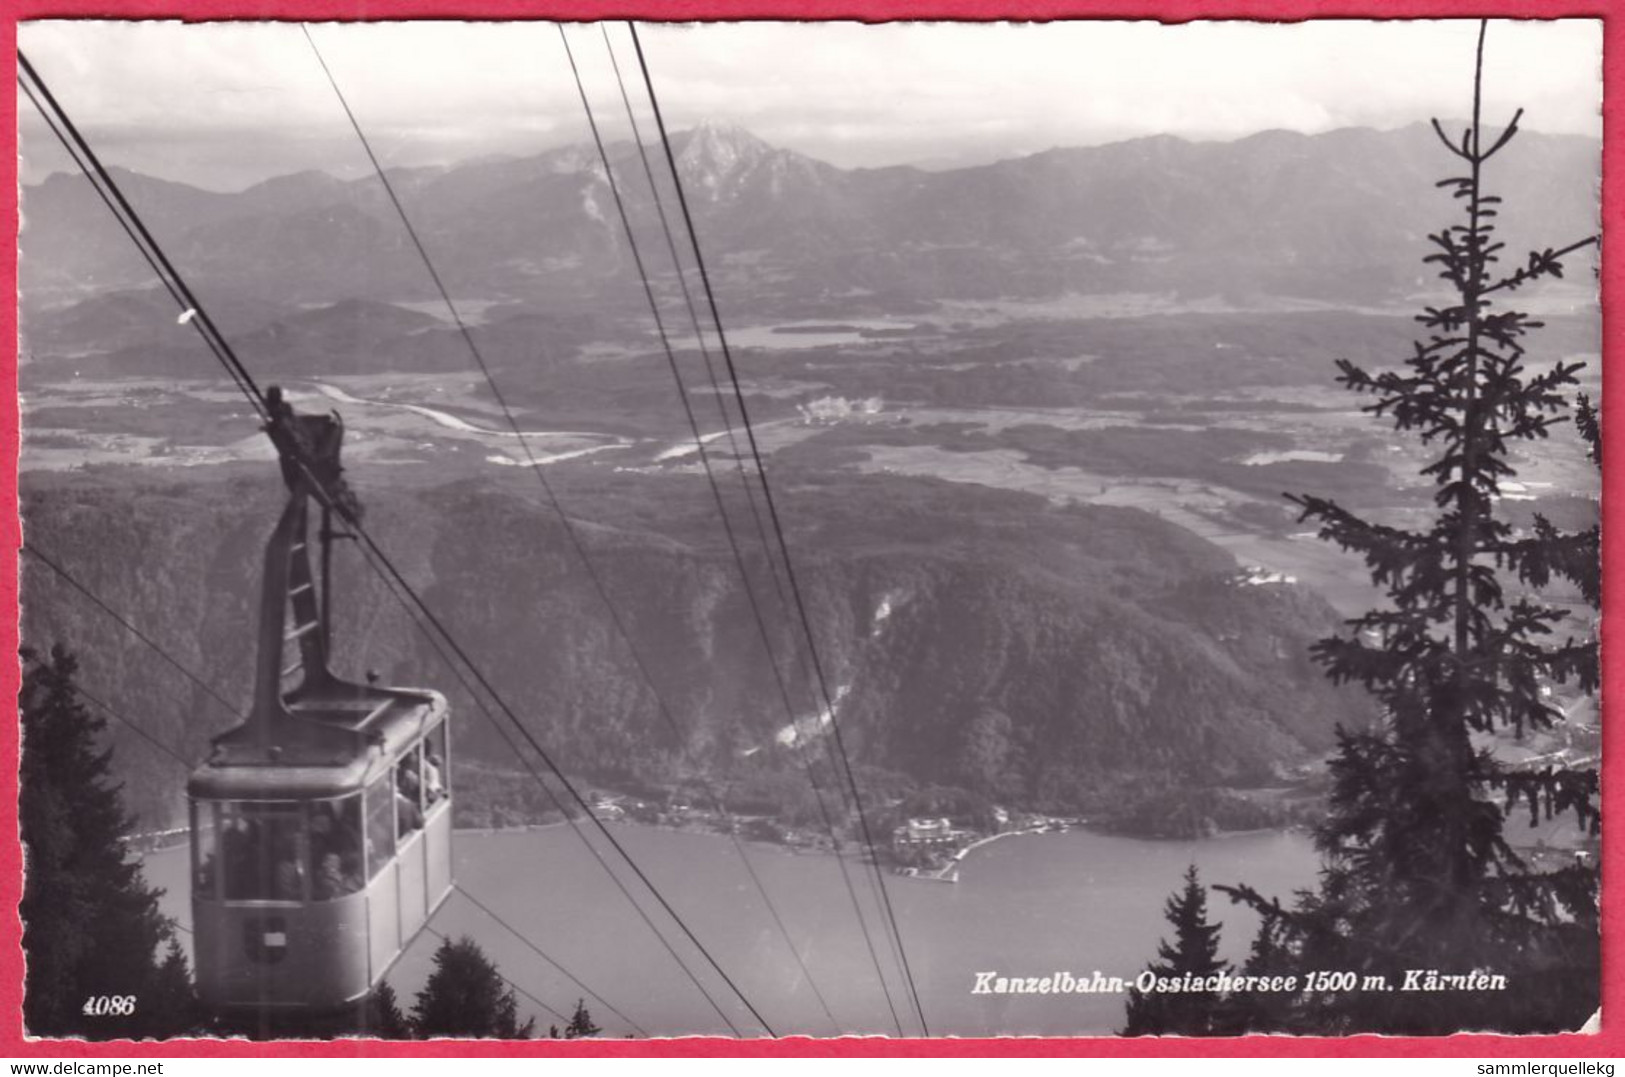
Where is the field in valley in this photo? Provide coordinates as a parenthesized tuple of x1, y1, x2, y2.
(24, 294, 1600, 622)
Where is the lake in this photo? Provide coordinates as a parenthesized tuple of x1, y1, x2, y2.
(668, 319, 917, 352)
(145, 824, 1319, 1038)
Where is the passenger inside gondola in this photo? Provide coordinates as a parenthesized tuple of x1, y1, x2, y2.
(396, 747, 424, 834)
(309, 799, 363, 899)
(272, 832, 305, 901)
(218, 805, 309, 901)
(220, 813, 257, 899)
(423, 746, 445, 806)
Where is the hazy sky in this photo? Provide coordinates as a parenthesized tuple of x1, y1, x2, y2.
(19, 18, 1601, 191)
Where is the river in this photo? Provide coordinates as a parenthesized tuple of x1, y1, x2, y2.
(144, 824, 1319, 1038)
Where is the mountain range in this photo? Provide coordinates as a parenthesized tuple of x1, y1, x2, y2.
(21, 120, 1600, 329)
(18, 118, 1595, 828)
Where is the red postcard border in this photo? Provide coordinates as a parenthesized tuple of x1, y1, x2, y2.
(0, 0, 1614, 1058)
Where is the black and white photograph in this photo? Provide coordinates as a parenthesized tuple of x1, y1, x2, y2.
(14, 17, 1602, 1041)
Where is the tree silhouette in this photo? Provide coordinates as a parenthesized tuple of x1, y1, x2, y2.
(1219, 20, 1600, 1035)
(563, 998, 602, 1039)
(1123, 865, 1228, 1035)
(19, 644, 196, 1038)
(361, 982, 412, 1039)
(140, 941, 204, 1038)
(411, 935, 535, 1039)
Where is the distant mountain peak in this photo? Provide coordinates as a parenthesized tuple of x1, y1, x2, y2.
(672, 121, 776, 174)
(684, 118, 770, 145)
(664, 121, 831, 202)
(20, 121, 1597, 318)
(243, 168, 344, 192)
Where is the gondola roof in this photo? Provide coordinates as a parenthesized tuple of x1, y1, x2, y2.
(188, 684, 446, 800)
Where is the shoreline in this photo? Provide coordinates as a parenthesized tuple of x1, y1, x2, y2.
(912, 826, 1044, 881)
(134, 816, 1304, 865)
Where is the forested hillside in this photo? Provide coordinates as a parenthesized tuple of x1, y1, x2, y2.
(21, 466, 1371, 831)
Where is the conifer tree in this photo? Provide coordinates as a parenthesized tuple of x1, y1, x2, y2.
(1220, 21, 1600, 1035)
(140, 941, 204, 1038)
(361, 982, 413, 1039)
(19, 644, 195, 1039)
(1123, 865, 1228, 1035)
(411, 935, 536, 1039)
(563, 998, 602, 1039)
(1213, 910, 1294, 1034)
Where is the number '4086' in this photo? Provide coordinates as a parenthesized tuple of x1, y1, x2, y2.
(82, 995, 137, 1016)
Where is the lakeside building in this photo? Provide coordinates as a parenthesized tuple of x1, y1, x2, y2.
(893, 817, 962, 849)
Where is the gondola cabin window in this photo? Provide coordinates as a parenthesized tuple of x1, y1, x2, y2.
(309, 797, 364, 899)
(365, 774, 396, 879)
(391, 720, 450, 838)
(425, 721, 449, 806)
(190, 720, 451, 907)
(192, 799, 217, 899)
(396, 743, 425, 836)
(203, 802, 309, 902)
(192, 799, 366, 903)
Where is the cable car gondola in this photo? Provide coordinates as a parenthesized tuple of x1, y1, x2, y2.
(187, 390, 452, 1016)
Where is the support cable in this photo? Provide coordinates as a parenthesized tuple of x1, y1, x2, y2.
(16, 67, 262, 416)
(14, 551, 644, 1042)
(22, 544, 244, 720)
(452, 881, 649, 1037)
(18, 54, 266, 421)
(579, 24, 907, 1035)
(17, 426, 677, 1039)
(301, 22, 816, 1035)
(422, 926, 571, 1027)
(598, 24, 793, 622)
(41, 679, 199, 951)
(67, 680, 195, 770)
(629, 23, 930, 1036)
(24, 49, 763, 1038)
(300, 24, 769, 1033)
(346, 534, 675, 1036)
(22, 522, 647, 1039)
(555, 24, 850, 1035)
